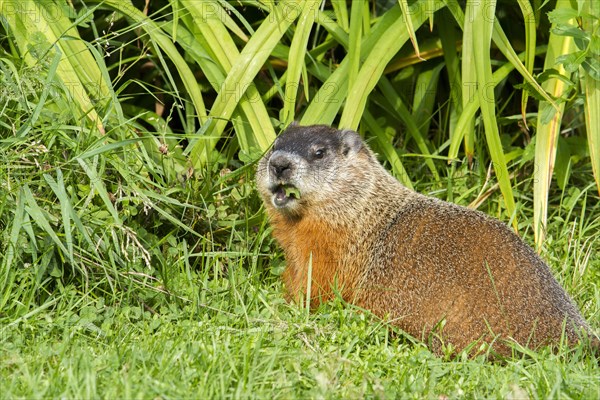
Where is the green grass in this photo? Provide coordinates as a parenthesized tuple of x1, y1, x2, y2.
(2, 292, 598, 398)
(1, 162, 599, 398)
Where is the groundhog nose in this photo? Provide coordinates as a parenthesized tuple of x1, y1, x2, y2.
(269, 153, 293, 179)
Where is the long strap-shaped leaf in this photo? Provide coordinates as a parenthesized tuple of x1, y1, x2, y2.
(89, 0, 207, 123)
(584, 75, 600, 197)
(397, 0, 422, 59)
(301, 6, 408, 125)
(449, 46, 548, 162)
(339, 1, 445, 130)
(458, 0, 477, 162)
(517, 0, 537, 125)
(304, 2, 441, 177)
(444, 0, 557, 108)
(0, 0, 109, 133)
(189, 0, 305, 167)
(282, 0, 322, 125)
(582, 1, 600, 197)
(347, 0, 365, 103)
(533, 1, 577, 248)
(176, 0, 276, 153)
(471, 0, 517, 230)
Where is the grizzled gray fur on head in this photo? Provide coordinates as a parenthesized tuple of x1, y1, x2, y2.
(256, 124, 373, 219)
(270, 124, 364, 159)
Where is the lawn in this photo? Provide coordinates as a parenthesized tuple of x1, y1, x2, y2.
(1, 162, 598, 397)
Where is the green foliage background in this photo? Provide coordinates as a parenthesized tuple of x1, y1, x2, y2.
(0, 0, 598, 397)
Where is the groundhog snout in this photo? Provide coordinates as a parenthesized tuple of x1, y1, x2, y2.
(269, 152, 295, 181)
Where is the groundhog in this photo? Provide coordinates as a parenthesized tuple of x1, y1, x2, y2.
(256, 124, 597, 357)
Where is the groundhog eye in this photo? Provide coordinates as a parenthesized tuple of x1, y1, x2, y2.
(313, 148, 325, 159)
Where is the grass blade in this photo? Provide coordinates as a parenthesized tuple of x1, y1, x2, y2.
(472, 0, 517, 229)
(77, 157, 122, 227)
(1, 189, 25, 310)
(188, 0, 302, 166)
(22, 185, 69, 256)
(43, 171, 74, 265)
(282, 0, 321, 125)
(339, 0, 444, 130)
(397, 0, 422, 59)
(533, 1, 577, 249)
(43, 170, 101, 262)
(582, 1, 600, 196)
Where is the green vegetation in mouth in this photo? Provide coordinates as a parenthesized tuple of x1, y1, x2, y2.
(284, 186, 301, 199)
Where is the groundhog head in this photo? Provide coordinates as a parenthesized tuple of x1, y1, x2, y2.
(256, 124, 368, 219)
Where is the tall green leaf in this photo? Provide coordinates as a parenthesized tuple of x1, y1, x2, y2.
(582, 1, 600, 196)
(282, 0, 321, 125)
(0, 0, 110, 133)
(339, 0, 444, 130)
(188, 0, 304, 167)
(174, 0, 276, 153)
(533, 1, 577, 249)
(471, 0, 517, 229)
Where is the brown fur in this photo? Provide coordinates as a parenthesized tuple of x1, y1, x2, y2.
(256, 124, 597, 357)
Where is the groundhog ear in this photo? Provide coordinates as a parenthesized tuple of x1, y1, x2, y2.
(340, 129, 363, 156)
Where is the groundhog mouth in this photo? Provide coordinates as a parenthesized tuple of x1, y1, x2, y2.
(271, 184, 301, 208)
